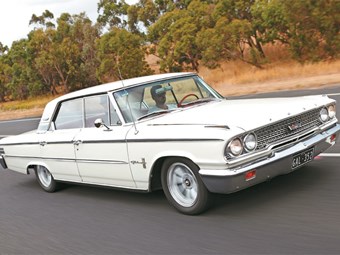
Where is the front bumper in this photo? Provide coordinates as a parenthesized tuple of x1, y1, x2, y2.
(199, 124, 340, 194)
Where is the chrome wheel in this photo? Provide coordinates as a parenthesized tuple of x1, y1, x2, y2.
(35, 165, 58, 192)
(37, 165, 52, 188)
(161, 158, 210, 215)
(167, 162, 198, 207)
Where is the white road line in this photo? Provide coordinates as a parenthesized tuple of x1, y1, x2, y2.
(319, 153, 340, 157)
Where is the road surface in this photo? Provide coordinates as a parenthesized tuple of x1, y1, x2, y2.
(0, 86, 339, 254)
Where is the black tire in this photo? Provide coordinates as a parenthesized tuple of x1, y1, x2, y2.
(161, 157, 210, 215)
(35, 165, 59, 193)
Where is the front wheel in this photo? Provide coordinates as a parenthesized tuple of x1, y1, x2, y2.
(161, 158, 210, 215)
(35, 165, 59, 192)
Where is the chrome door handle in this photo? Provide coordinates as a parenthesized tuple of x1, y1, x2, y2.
(39, 141, 47, 146)
(73, 140, 82, 145)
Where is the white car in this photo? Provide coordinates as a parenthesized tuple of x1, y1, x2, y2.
(0, 73, 339, 214)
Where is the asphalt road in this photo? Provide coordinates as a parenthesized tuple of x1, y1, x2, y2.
(0, 86, 339, 254)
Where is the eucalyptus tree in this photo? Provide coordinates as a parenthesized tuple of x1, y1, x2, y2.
(96, 27, 153, 82)
(73, 14, 100, 89)
(0, 42, 9, 101)
(5, 39, 34, 100)
(278, 0, 340, 61)
(28, 28, 60, 95)
(0, 42, 8, 56)
(97, 0, 129, 30)
(0, 47, 10, 101)
(29, 11, 100, 93)
(197, 18, 254, 68)
(54, 12, 100, 92)
(211, 0, 266, 67)
(29, 10, 55, 28)
(148, 0, 214, 72)
(251, 0, 340, 62)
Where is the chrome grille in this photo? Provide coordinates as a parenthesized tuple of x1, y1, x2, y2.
(254, 108, 322, 150)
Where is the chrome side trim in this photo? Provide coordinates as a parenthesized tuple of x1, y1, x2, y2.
(1, 138, 224, 146)
(147, 123, 230, 129)
(4, 155, 75, 162)
(76, 159, 128, 164)
(127, 138, 224, 143)
(3, 155, 128, 165)
(0, 142, 41, 146)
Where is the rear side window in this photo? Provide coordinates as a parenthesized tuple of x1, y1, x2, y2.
(54, 99, 83, 130)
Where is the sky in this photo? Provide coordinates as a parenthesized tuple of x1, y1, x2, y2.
(0, 0, 99, 47)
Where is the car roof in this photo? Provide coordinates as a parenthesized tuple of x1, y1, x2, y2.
(56, 72, 194, 102)
(40, 72, 195, 123)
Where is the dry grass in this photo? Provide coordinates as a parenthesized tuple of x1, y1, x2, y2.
(200, 59, 340, 95)
(0, 95, 58, 120)
(198, 45, 340, 96)
(201, 59, 340, 86)
(0, 95, 56, 111)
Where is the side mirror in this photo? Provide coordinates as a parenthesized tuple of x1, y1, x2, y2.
(94, 118, 111, 131)
(94, 118, 104, 128)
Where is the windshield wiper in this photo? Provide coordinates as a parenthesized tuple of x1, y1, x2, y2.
(137, 109, 176, 121)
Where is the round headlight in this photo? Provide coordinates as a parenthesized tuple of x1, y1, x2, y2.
(228, 138, 243, 156)
(328, 105, 336, 119)
(244, 133, 257, 151)
(320, 107, 329, 122)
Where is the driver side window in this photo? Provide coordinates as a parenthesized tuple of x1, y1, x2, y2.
(84, 95, 109, 128)
(84, 95, 121, 128)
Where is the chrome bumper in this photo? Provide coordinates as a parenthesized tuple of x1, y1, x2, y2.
(199, 124, 340, 194)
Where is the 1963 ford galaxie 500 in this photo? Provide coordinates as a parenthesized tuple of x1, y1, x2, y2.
(0, 73, 339, 214)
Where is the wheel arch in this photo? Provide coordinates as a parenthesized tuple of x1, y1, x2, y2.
(149, 155, 200, 192)
(26, 161, 50, 175)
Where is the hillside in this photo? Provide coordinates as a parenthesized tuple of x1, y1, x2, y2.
(202, 60, 340, 96)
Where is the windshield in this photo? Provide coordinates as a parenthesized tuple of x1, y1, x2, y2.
(113, 75, 222, 123)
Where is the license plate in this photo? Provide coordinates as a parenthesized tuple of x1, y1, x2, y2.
(292, 147, 314, 169)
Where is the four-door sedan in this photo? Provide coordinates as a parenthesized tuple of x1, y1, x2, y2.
(0, 72, 339, 214)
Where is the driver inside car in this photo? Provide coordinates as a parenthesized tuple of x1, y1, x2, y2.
(148, 85, 176, 113)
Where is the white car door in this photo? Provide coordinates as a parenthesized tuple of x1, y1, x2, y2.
(73, 126, 135, 188)
(40, 128, 82, 182)
(73, 94, 136, 188)
(39, 98, 84, 182)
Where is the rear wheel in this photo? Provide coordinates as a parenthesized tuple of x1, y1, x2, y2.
(161, 158, 210, 215)
(35, 165, 59, 192)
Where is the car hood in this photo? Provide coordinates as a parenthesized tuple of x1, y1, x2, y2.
(145, 95, 333, 131)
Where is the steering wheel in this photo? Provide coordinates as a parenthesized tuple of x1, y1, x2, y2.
(178, 93, 199, 107)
